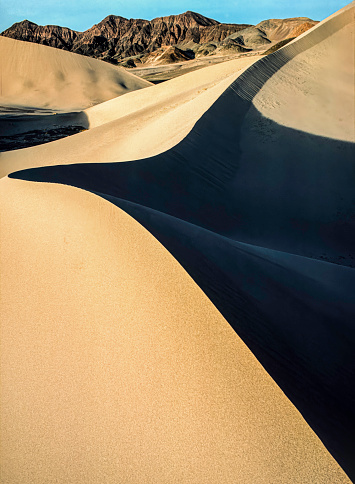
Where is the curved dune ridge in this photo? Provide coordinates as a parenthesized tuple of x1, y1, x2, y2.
(0, 55, 261, 177)
(0, 35, 151, 110)
(0, 178, 350, 483)
(1, 1, 355, 482)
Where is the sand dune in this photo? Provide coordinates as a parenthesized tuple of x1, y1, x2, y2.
(0, 55, 261, 177)
(0, 178, 349, 483)
(250, 10, 354, 141)
(7, 2, 355, 478)
(0, 35, 151, 110)
(1, 1, 355, 482)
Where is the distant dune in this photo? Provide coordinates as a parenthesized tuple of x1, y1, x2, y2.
(0, 35, 151, 110)
(1, 2, 354, 483)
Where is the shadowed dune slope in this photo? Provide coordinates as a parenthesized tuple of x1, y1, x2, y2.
(0, 178, 350, 483)
(10, 2, 355, 478)
(0, 55, 261, 177)
(0, 36, 151, 110)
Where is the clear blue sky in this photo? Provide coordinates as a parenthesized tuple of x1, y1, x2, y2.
(0, 0, 349, 33)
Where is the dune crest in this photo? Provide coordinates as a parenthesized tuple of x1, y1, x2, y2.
(250, 4, 354, 141)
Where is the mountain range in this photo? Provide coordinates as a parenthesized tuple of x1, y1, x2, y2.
(1, 11, 317, 66)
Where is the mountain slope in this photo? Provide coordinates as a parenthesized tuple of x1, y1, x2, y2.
(1, 12, 251, 63)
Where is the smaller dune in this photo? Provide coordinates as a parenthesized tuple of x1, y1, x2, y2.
(0, 36, 151, 110)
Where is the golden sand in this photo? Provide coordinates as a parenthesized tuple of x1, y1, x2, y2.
(0, 178, 350, 483)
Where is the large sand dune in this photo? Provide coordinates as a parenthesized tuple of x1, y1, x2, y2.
(0, 178, 350, 483)
(0, 35, 151, 110)
(1, 1, 355, 482)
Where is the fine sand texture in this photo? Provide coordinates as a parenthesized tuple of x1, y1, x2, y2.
(8, 2, 355, 478)
(0, 178, 350, 484)
(1, 1, 355, 482)
(0, 36, 151, 110)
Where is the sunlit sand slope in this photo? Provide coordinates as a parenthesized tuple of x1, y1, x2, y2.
(0, 36, 151, 110)
(0, 178, 350, 483)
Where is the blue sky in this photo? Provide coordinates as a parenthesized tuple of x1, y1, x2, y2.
(0, 0, 348, 33)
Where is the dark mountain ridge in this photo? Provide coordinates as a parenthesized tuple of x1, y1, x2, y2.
(1, 11, 317, 65)
(1, 12, 249, 61)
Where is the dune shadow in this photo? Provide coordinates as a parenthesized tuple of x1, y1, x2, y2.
(0, 110, 89, 151)
(11, 97, 355, 266)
